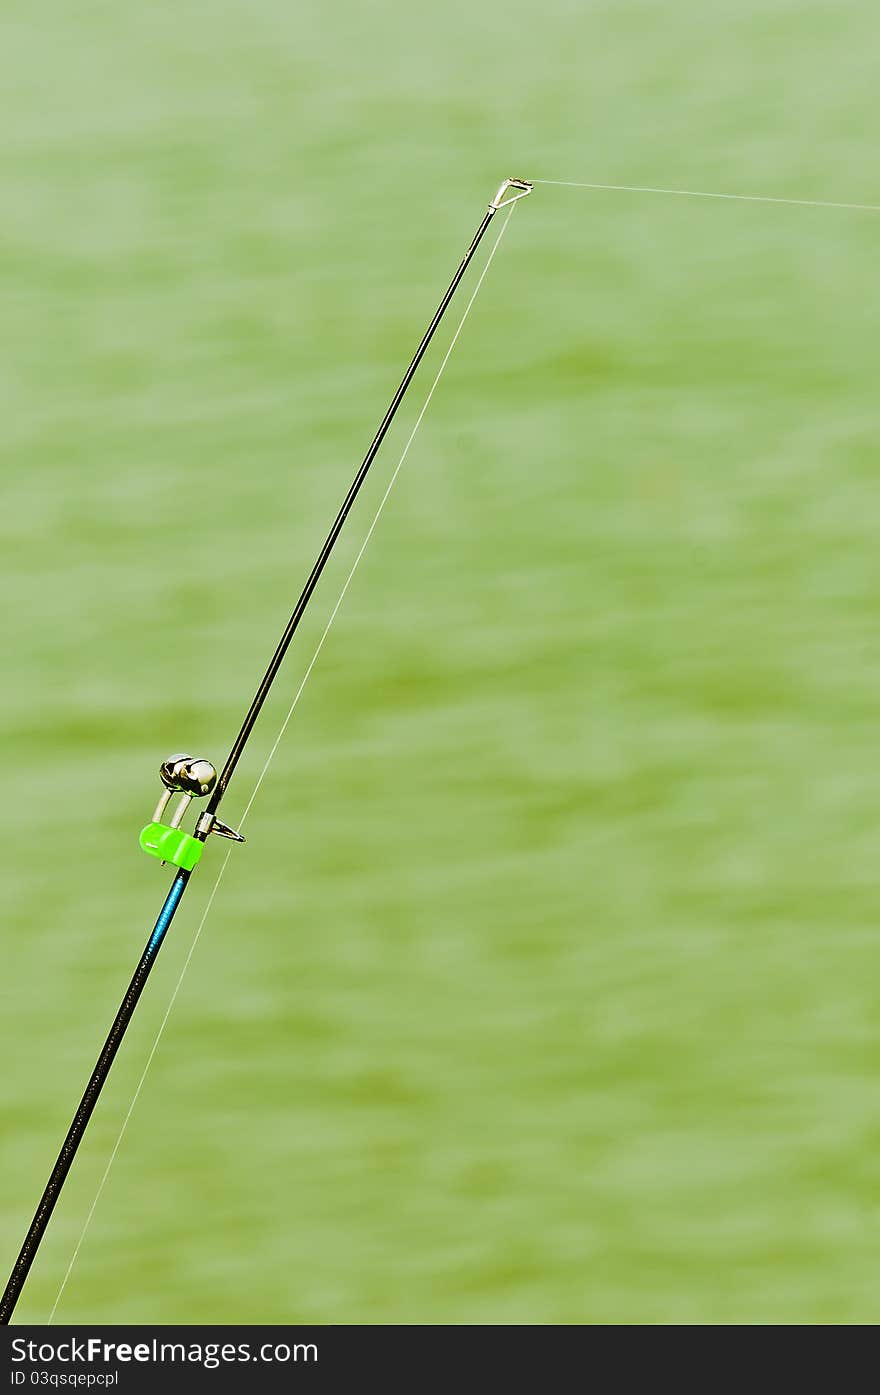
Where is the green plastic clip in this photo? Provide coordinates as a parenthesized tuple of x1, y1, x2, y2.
(139, 822, 204, 871)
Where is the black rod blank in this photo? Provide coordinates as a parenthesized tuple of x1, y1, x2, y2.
(205, 206, 499, 818)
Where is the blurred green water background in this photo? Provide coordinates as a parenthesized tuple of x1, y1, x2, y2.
(2, 0, 880, 1324)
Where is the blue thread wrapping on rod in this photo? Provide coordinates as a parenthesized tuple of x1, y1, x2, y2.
(147, 871, 188, 957)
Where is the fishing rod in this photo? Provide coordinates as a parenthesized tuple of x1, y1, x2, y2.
(0, 176, 533, 1324)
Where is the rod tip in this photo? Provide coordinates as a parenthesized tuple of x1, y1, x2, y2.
(490, 178, 534, 210)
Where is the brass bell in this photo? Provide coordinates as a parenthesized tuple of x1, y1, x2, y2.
(153, 755, 218, 828)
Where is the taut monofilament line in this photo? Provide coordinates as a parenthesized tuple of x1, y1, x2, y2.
(0, 176, 533, 1325)
(531, 176, 880, 213)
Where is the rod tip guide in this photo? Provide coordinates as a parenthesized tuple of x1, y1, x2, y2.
(490, 177, 534, 210)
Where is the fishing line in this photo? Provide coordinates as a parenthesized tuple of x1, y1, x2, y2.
(47, 201, 518, 1322)
(533, 178, 880, 214)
